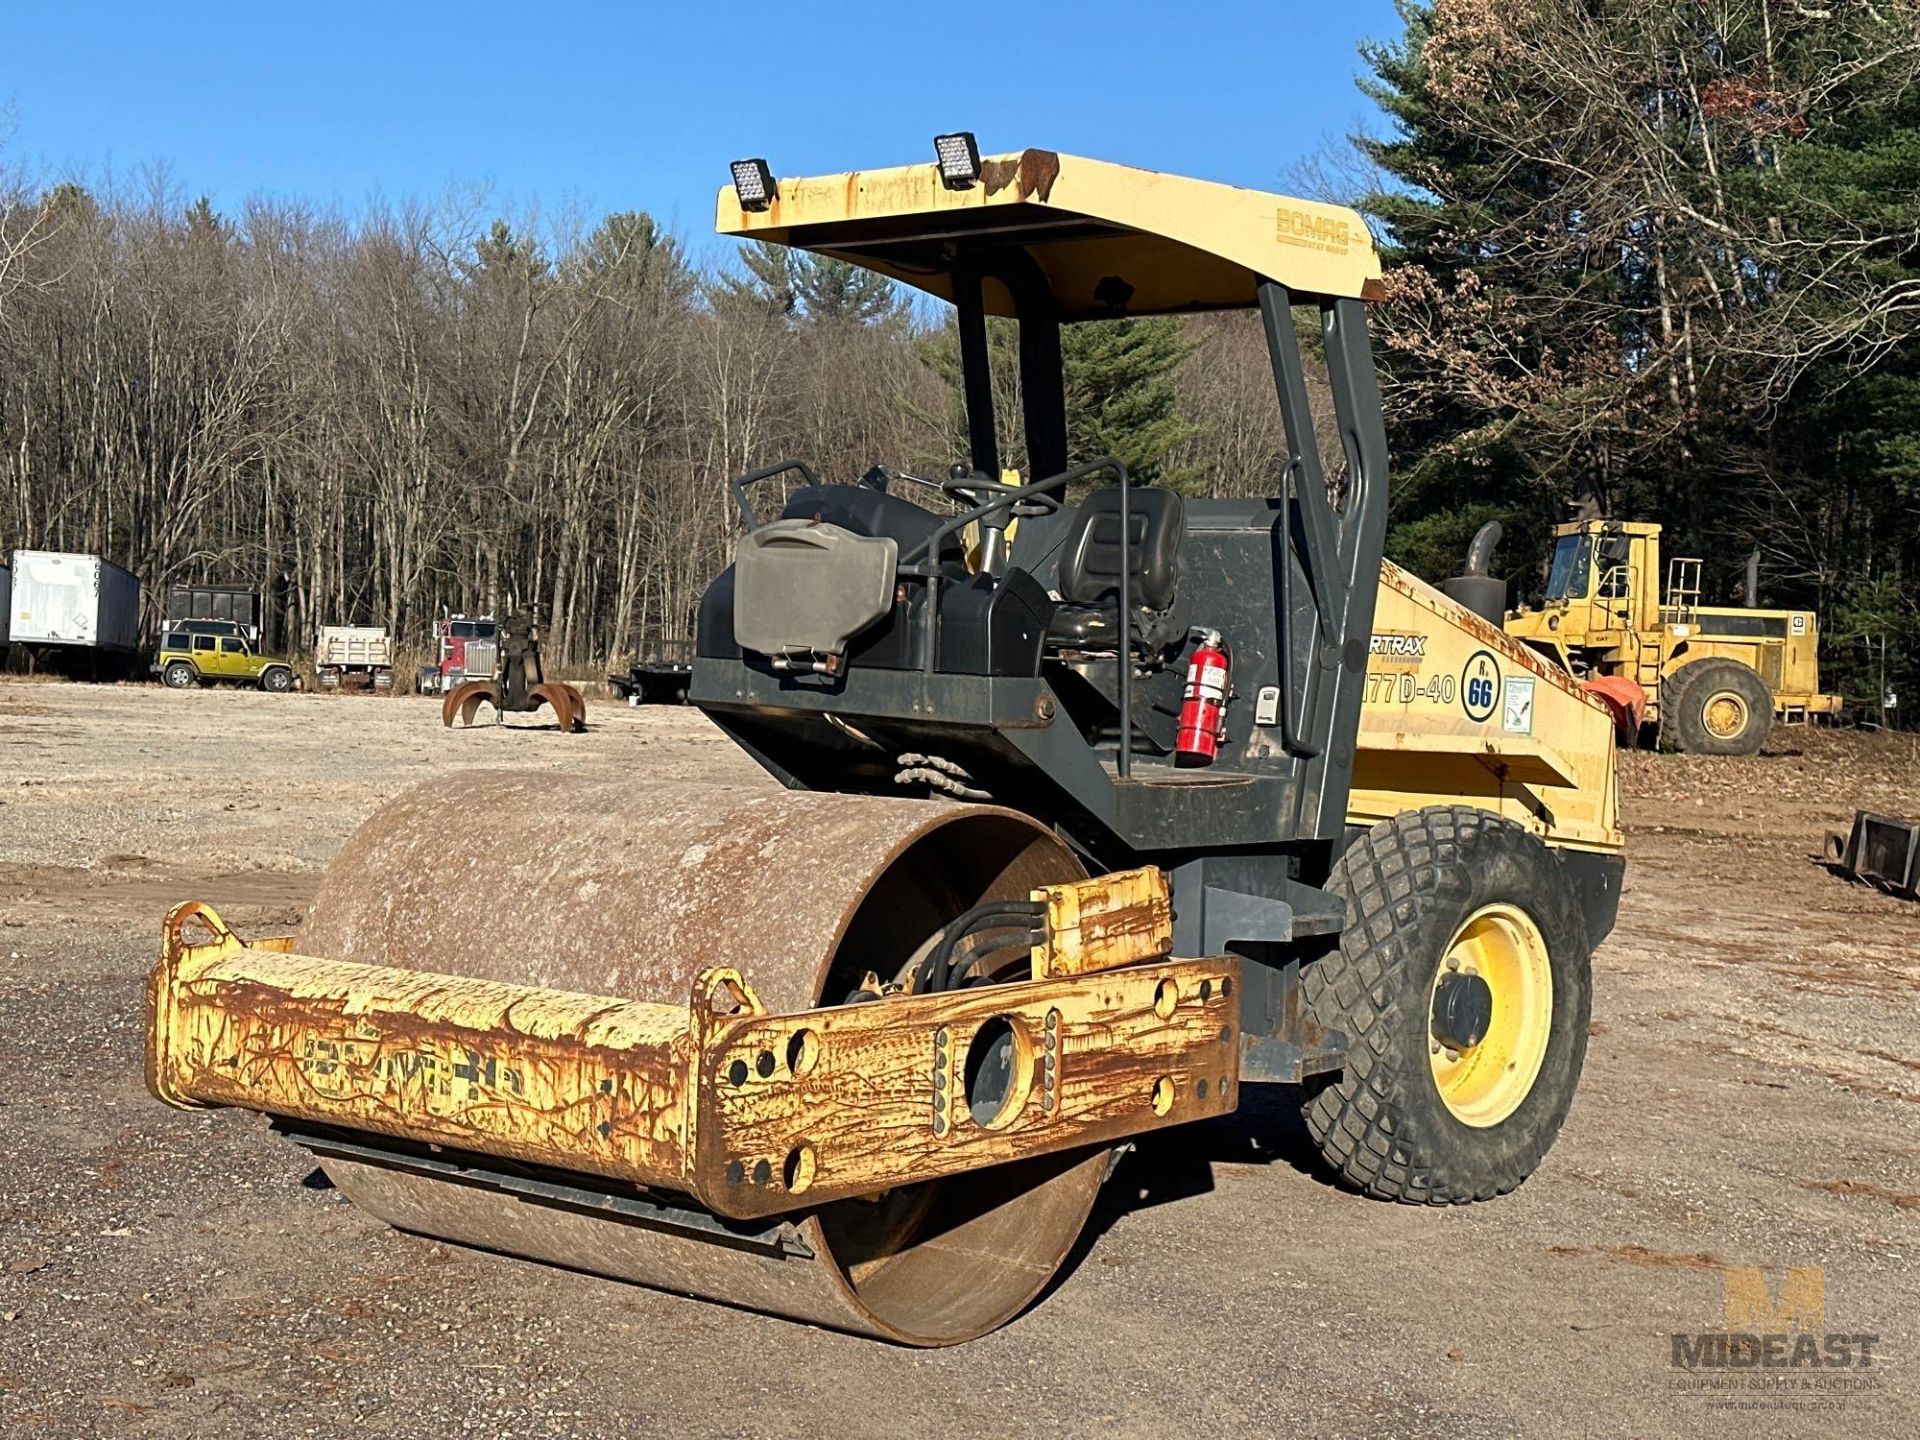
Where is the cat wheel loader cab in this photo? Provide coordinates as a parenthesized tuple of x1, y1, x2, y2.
(1503, 517, 1842, 755)
(147, 142, 1624, 1346)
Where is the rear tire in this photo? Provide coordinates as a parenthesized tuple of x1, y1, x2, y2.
(162, 661, 198, 690)
(1301, 807, 1592, 1204)
(1663, 658, 1773, 756)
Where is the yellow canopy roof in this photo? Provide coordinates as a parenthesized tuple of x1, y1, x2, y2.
(714, 148, 1382, 320)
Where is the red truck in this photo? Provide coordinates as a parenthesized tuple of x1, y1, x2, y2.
(416, 615, 498, 695)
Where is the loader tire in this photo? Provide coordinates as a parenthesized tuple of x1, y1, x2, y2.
(1662, 658, 1773, 756)
(1301, 806, 1592, 1204)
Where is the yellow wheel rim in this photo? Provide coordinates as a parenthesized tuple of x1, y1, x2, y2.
(1428, 903, 1553, 1127)
(1702, 689, 1748, 739)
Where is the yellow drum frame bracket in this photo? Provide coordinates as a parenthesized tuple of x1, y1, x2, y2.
(693, 956, 1238, 1219)
(148, 878, 1239, 1223)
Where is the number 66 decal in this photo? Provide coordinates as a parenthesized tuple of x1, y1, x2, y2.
(1461, 649, 1501, 723)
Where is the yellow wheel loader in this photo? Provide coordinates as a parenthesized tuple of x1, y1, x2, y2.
(1501, 518, 1841, 755)
(147, 141, 1624, 1345)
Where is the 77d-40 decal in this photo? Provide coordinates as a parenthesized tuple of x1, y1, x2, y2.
(1365, 671, 1458, 706)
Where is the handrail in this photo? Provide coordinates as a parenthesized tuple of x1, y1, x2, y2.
(955, 456, 1133, 776)
(903, 457, 1135, 782)
(1274, 463, 1320, 759)
(728, 459, 823, 532)
(1110, 461, 1135, 778)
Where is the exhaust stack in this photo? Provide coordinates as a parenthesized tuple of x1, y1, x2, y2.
(1441, 521, 1507, 624)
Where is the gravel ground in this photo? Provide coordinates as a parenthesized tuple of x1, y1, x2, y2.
(0, 682, 1914, 1438)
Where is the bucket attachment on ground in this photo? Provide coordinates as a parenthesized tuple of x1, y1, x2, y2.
(1824, 810, 1920, 899)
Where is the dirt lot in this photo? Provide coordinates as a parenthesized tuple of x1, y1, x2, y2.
(0, 682, 1913, 1438)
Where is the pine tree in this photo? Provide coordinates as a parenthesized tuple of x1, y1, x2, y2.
(571, 211, 693, 305)
(922, 313, 1194, 487)
(465, 219, 547, 293)
(1352, 0, 1920, 706)
(1061, 317, 1195, 489)
(711, 241, 798, 316)
(715, 243, 902, 325)
(794, 257, 901, 326)
(1356, 0, 1920, 600)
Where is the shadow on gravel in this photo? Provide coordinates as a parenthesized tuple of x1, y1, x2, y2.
(1036, 1081, 1340, 1306)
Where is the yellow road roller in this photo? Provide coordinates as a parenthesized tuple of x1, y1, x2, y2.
(148, 141, 1624, 1345)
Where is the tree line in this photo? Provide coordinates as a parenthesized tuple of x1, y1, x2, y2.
(2, 0, 1917, 715)
(0, 177, 1273, 673)
(1361, 0, 1920, 717)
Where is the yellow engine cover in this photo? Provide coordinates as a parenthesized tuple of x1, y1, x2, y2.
(1350, 563, 1621, 854)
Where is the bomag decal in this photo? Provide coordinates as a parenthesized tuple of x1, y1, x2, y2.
(296, 1033, 527, 1108)
(1275, 206, 1355, 254)
(1461, 649, 1501, 723)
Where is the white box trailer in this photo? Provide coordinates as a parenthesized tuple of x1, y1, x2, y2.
(316, 625, 394, 689)
(8, 550, 140, 651)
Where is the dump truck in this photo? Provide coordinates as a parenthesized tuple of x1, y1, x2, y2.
(314, 624, 394, 690)
(147, 142, 1623, 1346)
(1502, 518, 1840, 755)
(166, 583, 263, 635)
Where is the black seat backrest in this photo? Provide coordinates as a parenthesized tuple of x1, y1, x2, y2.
(779, 484, 960, 563)
(1056, 488, 1185, 613)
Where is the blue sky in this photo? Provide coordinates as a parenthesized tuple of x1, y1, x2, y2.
(0, 1, 1403, 264)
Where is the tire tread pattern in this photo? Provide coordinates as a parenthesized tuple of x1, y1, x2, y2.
(1301, 806, 1591, 1206)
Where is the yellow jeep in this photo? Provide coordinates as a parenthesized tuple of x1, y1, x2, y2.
(155, 620, 296, 693)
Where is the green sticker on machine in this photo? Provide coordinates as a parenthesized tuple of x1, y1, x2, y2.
(1502, 676, 1535, 735)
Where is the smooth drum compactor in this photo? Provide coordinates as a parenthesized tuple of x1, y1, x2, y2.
(148, 142, 1625, 1345)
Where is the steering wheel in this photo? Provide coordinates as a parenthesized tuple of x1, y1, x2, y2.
(940, 465, 1061, 518)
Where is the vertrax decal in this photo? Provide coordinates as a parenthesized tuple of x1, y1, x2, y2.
(1368, 632, 1429, 665)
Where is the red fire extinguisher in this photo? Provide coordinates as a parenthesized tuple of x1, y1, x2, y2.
(1176, 629, 1230, 767)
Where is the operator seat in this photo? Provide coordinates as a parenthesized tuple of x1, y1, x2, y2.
(1044, 488, 1188, 659)
(778, 483, 966, 567)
